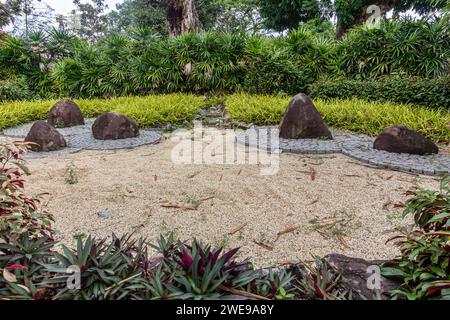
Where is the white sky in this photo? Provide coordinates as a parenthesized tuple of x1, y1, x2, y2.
(42, 0, 124, 15)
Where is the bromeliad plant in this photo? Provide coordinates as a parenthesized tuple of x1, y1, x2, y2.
(151, 234, 259, 300)
(383, 175, 450, 300)
(294, 258, 350, 300)
(0, 233, 56, 300)
(44, 234, 153, 300)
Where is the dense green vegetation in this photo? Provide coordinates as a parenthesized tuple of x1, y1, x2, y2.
(383, 176, 450, 300)
(0, 94, 204, 130)
(226, 94, 450, 142)
(309, 77, 450, 110)
(0, 17, 448, 107)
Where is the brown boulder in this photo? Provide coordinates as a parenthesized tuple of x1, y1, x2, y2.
(48, 99, 84, 128)
(279, 93, 332, 139)
(92, 112, 139, 140)
(373, 126, 438, 155)
(25, 121, 67, 151)
(324, 254, 401, 300)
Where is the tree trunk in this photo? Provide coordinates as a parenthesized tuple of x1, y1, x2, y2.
(336, 0, 400, 39)
(167, 0, 201, 37)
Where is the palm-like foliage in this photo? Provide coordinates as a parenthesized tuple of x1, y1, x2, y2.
(335, 17, 449, 79)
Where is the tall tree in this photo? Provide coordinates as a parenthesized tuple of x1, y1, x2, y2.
(1, 0, 55, 36)
(167, 0, 200, 36)
(257, 0, 333, 32)
(213, 0, 264, 34)
(73, 0, 108, 40)
(335, 0, 448, 38)
(107, 0, 224, 35)
(0, 0, 24, 29)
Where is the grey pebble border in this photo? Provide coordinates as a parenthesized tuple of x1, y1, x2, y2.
(3, 121, 449, 176)
(236, 126, 450, 176)
(2, 119, 162, 159)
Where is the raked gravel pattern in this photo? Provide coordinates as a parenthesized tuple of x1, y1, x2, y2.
(236, 126, 450, 176)
(2, 119, 162, 158)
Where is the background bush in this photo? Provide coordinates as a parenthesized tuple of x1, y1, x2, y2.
(309, 77, 450, 110)
(226, 94, 450, 142)
(1, 17, 448, 102)
(333, 18, 450, 79)
(0, 77, 35, 102)
(0, 94, 204, 130)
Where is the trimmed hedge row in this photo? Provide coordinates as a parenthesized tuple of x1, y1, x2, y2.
(0, 94, 204, 130)
(309, 77, 450, 110)
(1, 93, 448, 143)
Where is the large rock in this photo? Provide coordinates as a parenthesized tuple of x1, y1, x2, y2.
(24, 121, 67, 151)
(279, 93, 332, 139)
(92, 112, 139, 140)
(324, 254, 401, 300)
(374, 126, 438, 155)
(48, 99, 84, 128)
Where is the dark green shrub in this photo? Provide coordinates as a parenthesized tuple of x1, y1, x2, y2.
(0, 77, 35, 102)
(334, 17, 450, 79)
(383, 176, 450, 300)
(243, 37, 310, 95)
(0, 30, 76, 98)
(309, 77, 450, 110)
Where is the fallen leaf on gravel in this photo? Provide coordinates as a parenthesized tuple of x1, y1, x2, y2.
(275, 227, 298, 241)
(297, 168, 317, 181)
(228, 224, 247, 235)
(188, 171, 201, 179)
(383, 197, 393, 210)
(159, 200, 198, 211)
(199, 195, 215, 202)
(253, 241, 273, 251)
(338, 236, 350, 249)
(275, 260, 294, 266)
(344, 174, 361, 178)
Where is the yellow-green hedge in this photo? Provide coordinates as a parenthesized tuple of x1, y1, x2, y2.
(226, 93, 450, 143)
(1, 93, 448, 143)
(0, 94, 204, 130)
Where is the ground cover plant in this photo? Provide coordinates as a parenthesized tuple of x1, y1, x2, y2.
(0, 94, 204, 130)
(226, 94, 450, 143)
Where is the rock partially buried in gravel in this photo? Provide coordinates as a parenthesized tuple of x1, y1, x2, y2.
(279, 93, 332, 139)
(97, 209, 113, 218)
(324, 254, 401, 300)
(25, 121, 67, 151)
(48, 99, 85, 128)
(92, 112, 139, 140)
(373, 125, 438, 155)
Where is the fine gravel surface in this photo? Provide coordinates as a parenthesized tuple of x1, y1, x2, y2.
(3, 132, 441, 268)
